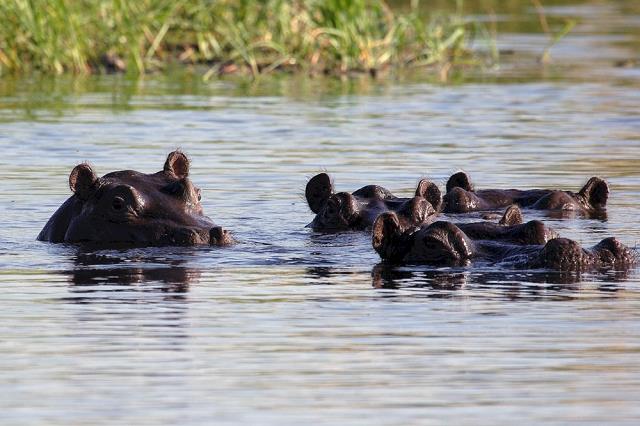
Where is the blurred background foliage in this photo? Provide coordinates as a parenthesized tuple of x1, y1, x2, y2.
(0, 0, 477, 77)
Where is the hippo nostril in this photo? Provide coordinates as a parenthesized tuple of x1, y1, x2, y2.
(209, 226, 231, 246)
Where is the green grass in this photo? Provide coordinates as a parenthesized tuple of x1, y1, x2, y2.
(0, 0, 482, 78)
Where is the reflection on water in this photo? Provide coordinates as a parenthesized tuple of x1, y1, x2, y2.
(1, 1, 640, 424)
(371, 264, 633, 296)
(541, 208, 608, 221)
(67, 251, 198, 302)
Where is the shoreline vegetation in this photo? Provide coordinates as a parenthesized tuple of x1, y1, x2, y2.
(0, 0, 487, 79)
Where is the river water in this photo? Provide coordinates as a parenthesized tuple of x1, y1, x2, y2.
(1, 1, 640, 425)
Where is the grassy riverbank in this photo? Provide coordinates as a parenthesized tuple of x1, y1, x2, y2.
(0, 0, 482, 78)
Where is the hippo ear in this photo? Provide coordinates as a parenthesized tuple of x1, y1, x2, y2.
(164, 151, 190, 179)
(578, 177, 609, 209)
(399, 196, 435, 226)
(499, 205, 523, 226)
(415, 179, 442, 211)
(69, 163, 98, 201)
(305, 173, 333, 214)
(446, 172, 473, 193)
(372, 212, 402, 259)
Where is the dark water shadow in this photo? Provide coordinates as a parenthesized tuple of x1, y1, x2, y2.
(371, 265, 467, 291)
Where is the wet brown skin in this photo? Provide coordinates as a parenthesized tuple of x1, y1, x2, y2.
(372, 212, 636, 271)
(305, 173, 442, 232)
(443, 171, 609, 216)
(456, 205, 559, 245)
(37, 151, 233, 246)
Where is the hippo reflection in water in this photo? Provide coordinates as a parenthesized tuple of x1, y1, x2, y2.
(38, 151, 233, 246)
(372, 212, 637, 271)
(305, 172, 442, 231)
(443, 171, 609, 216)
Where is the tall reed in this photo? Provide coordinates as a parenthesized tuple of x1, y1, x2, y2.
(0, 0, 478, 77)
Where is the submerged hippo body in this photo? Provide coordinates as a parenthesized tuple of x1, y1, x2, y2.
(38, 151, 233, 246)
(443, 172, 609, 215)
(372, 214, 636, 271)
(305, 173, 442, 231)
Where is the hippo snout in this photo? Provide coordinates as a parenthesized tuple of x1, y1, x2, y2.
(313, 192, 359, 230)
(209, 226, 234, 246)
(413, 221, 474, 265)
(167, 226, 233, 246)
(169, 227, 209, 246)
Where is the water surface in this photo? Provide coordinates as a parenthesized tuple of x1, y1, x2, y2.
(1, 2, 640, 424)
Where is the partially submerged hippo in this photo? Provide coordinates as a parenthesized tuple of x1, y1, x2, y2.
(38, 151, 233, 246)
(305, 173, 441, 231)
(443, 172, 609, 215)
(372, 214, 636, 271)
(455, 205, 559, 245)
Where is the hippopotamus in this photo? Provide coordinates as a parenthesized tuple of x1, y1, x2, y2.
(372, 214, 636, 271)
(442, 172, 609, 215)
(37, 151, 233, 246)
(305, 173, 442, 231)
(373, 207, 558, 263)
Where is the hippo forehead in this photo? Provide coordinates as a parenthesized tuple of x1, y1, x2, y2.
(93, 169, 202, 214)
(101, 170, 171, 188)
(99, 170, 194, 196)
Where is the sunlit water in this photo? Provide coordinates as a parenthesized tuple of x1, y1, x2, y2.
(1, 2, 640, 425)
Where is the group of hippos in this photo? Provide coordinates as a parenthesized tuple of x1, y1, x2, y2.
(38, 151, 637, 273)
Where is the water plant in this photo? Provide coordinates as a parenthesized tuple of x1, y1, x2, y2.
(0, 0, 478, 77)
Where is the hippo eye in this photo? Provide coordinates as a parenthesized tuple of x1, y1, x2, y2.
(112, 196, 125, 211)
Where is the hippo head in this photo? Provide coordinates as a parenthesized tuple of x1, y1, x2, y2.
(42, 151, 232, 246)
(305, 173, 440, 231)
(309, 190, 362, 230)
(373, 215, 474, 265)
